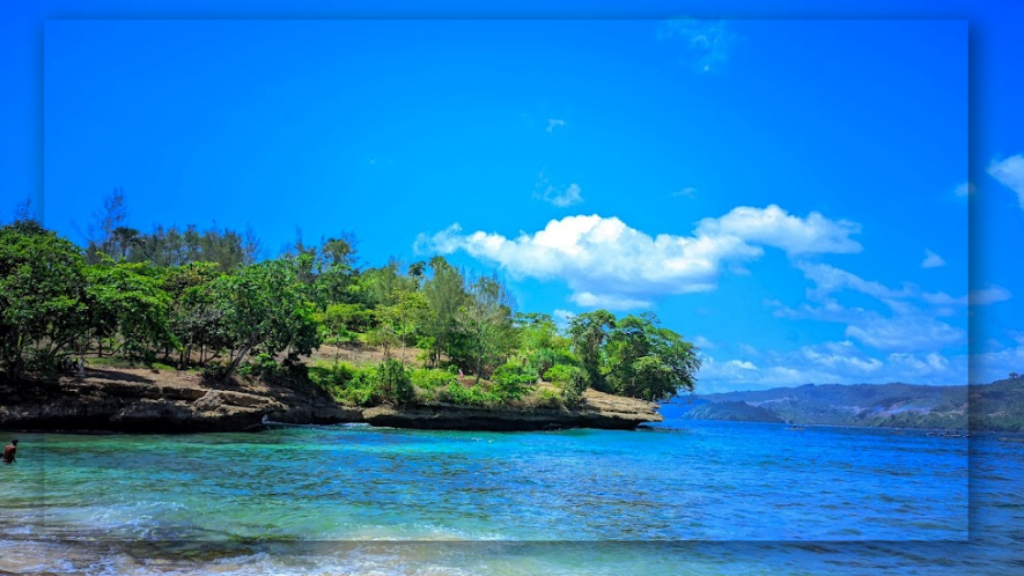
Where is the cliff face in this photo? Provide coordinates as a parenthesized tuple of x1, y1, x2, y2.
(362, 389, 663, 431)
(0, 370, 663, 433)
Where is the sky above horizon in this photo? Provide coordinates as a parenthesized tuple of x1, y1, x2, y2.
(1, 5, 1021, 393)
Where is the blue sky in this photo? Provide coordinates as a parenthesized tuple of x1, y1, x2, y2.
(2, 2, 1022, 392)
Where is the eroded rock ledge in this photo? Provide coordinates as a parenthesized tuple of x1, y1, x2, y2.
(0, 368, 361, 433)
(362, 389, 663, 431)
(1, 369, 662, 433)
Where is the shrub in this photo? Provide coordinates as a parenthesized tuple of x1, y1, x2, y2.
(561, 370, 589, 406)
(491, 357, 537, 401)
(441, 382, 500, 406)
(308, 361, 377, 406)
(542, 363, 580, 384)
(411, 368, 458, 391)
(535, 386, 564, 409)
(374, 359, 414, 405)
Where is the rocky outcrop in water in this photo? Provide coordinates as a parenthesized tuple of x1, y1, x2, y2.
(1, 369, 662, 433)
(362, 389, 663, 431)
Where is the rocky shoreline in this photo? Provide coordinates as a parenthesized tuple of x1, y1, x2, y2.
(0, 368, 662, 433)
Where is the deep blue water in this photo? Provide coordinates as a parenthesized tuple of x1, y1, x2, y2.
(1, 419, 1021, 575)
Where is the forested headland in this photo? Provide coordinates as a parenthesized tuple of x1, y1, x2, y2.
(0, 191, 701, 415)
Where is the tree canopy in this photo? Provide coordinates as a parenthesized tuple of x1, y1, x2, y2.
(1, 192, 703, 405)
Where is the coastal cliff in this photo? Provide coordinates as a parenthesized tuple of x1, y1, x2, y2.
(0, 368, 662, 433)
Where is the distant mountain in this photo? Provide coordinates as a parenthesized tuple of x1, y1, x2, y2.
(666, 378, 1024, 431)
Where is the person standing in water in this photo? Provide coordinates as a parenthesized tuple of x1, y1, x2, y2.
(3, 439, 17, 464)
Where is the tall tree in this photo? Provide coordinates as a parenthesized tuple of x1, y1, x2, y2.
(458, 274, 516, 382)
(568, 309, 616, 393)
(604, 313, 701, 401)
(85, 261, 174, 361)
(84, 188, 128, 263)
(421, 256, 467, 368)
(0, 220, 90, 377)
(212, 259, 320, 381)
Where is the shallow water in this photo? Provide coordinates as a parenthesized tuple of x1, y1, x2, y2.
(1, 420, 1020, 575)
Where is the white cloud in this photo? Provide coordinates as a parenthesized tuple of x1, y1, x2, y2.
(692, 335, 714, 349)
(922, 249, 946, 269)
(844, 312, 963, 352)
(922, 285, 1012, 307)
(552, 309, 575, 329)
(988, 154, 1024, 209)
(697, 342, 968, 391)
(544, 183, 583, 207)
(738, 343, 760, 357)
(546, 119, 566, 133)
(954, 182, 975, 197)
(670, 187, 697, 198)
(533, 172, 584, 207)
(697, 205, 862, 256)
(416, 206, 862, 310)
(802, 341, 884, 372)
(970, 286, 1013, 306)
(795, 262, 911, 301)
(769, 294, 964, 353)
(971, 344, 1024, 384)
(657, 19, 736, 73)
(570, 291, 652, 311)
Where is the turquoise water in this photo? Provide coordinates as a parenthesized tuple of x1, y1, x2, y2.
(1, 420, 1020, 575)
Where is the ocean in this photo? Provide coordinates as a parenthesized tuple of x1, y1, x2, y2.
(1, 419, 1021, 575)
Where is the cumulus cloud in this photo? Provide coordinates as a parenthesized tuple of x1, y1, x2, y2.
(922, 249, 946, 269)
(697, 205, 862, 256)
(988, 154, 1024, 209)
(416, 205, 862, 310)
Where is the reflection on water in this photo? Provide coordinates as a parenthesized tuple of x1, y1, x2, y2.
(0, 421, 1020, 575)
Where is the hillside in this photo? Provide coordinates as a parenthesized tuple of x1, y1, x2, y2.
(669, 378, 1024, 431)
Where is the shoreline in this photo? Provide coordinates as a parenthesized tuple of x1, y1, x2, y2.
(0, 367, 662, 434)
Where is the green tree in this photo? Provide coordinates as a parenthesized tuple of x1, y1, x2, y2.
(515, 312, 575, 376)
(0, 220, 90, 377)
(212, 258, 321, 381)
(84, 260, 174, 362)
(568, 309, 616, 393)
(162, 262, 228, 366)
(421, 256, 468, 368)
(604, 313, 701, 401)
(457, 274, 516, 382)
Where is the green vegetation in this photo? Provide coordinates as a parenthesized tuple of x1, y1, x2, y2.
(0, 190, 703, 408)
